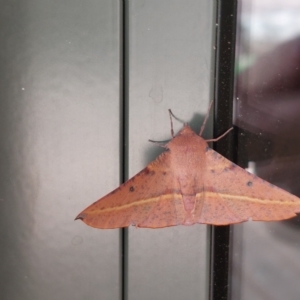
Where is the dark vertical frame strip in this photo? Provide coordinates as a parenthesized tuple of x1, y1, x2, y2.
(120, 1, 129, 300)
(210, 1, 238, 300)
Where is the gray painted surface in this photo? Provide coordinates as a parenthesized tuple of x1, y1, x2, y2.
(127, 1, 214, 299)
(0, 1, 121, 299)
(0, 0, 215, 299)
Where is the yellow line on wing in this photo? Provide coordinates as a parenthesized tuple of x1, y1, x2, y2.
(203, 191, 296, 205)
(89, 191, 298, 216)
(91, 194, 183, 214)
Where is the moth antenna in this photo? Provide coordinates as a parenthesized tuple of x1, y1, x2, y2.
(199, 100, 214, 136)
(205, 127, 233, 143)
(148, 139, 168, 149)
(168, 109, 175, 138)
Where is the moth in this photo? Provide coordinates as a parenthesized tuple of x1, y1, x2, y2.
(76, 104, 300, 228)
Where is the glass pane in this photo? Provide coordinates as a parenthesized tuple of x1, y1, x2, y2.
(232, 0, 300, 299)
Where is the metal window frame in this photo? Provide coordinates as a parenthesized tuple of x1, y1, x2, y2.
(120, 1, 238, 299)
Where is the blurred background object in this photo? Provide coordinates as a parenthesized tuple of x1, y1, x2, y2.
(232, 1, 300, 299)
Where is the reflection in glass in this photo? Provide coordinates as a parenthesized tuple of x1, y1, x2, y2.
(232, 1, 300, 299)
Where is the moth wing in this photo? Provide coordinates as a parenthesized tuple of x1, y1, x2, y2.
(76, 151, 186, 229)
(197, 147, 300, 225)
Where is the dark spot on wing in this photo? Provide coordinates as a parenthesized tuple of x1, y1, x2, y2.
(229, 163, 236, 170)
(211, 169, 215, 173)
(144, 167, 155, 176)
(129, 186, 135, 192)
(205, 186, 215, 192)
(247, 181, 253, 187)
(224, 163, 237, 172)
(205, 146, 211, 152)
(162, 171, 167, 175)
(110, 187, 121, 195)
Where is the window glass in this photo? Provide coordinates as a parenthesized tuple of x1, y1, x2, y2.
(232, 1, 300, 299)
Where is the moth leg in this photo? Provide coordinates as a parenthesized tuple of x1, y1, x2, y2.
(199, 100, 214, 136)
(168, 109, 188, 138)
(168, 109, 175, 138)
(205, 127, 233, 143)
